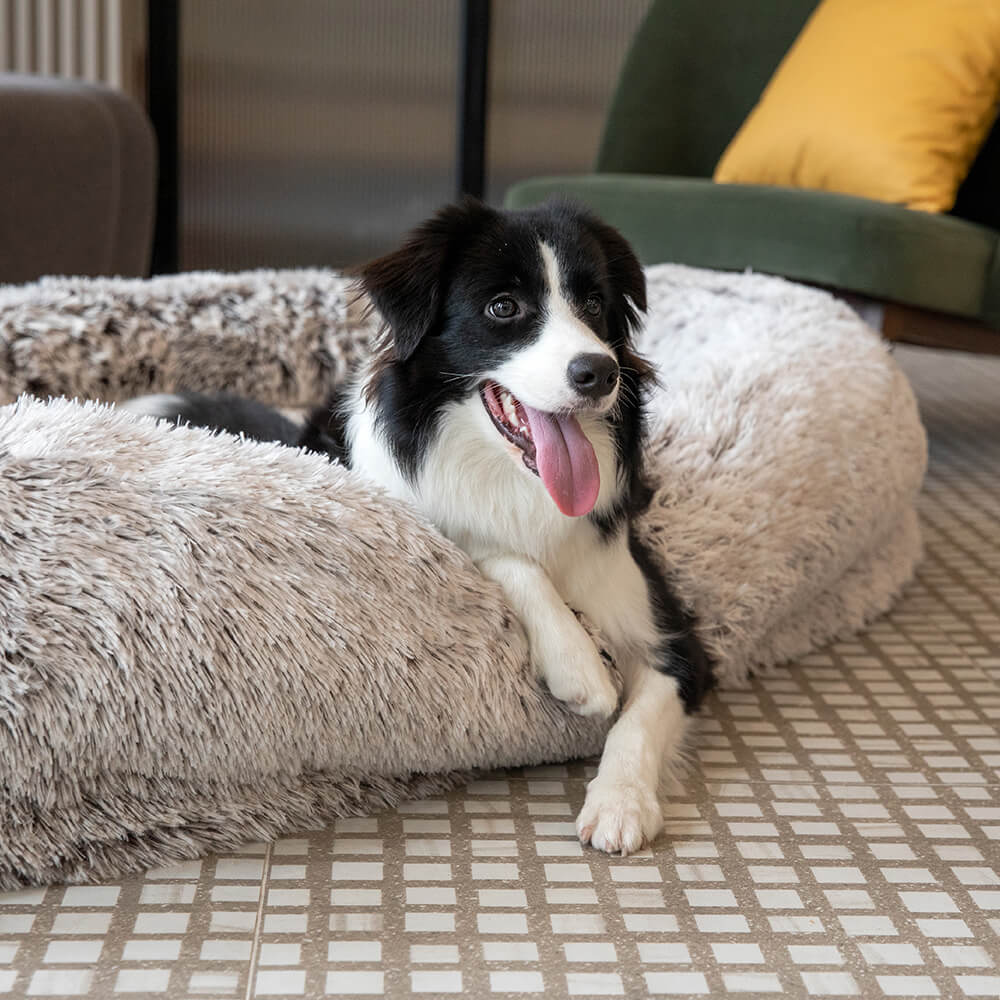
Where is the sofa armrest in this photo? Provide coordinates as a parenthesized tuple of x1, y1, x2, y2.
(0, 73, 155, 284)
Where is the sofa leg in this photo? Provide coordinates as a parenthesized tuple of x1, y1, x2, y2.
(880, 303, 1000, 355)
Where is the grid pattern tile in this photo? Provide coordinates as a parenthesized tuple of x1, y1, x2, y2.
(1, 345, 998, 997)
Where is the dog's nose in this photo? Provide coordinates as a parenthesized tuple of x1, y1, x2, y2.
(567, 353, 619, 400)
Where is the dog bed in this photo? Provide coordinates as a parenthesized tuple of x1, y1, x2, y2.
(0, 264, 927, 889)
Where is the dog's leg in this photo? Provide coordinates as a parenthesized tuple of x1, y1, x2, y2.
(568, 535, 704, 856)
(476, 554, 619, 718)
(576, 663, 687, 855)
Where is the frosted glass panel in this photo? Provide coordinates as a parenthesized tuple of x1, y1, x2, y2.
(179, 0, 650, 270)
(486, 0, 650, 205)
(181, 0, 459, 270)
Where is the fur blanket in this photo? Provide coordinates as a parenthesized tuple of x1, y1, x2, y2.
(0, 264, 927, 888)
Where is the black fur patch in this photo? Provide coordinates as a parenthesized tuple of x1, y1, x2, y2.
(628, 530, 716, 713)
(299, 383, 351, 464)
(147, 391, 305, 448)
(350, 200, 548, 480)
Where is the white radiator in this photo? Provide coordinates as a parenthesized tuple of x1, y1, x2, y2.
(0, 0, 144, 99)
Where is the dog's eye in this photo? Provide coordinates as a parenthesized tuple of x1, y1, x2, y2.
(487, 296, 519, 320)
(584, 294, 603, 317)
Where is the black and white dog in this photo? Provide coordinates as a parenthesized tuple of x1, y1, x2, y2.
(125, 199, 714, 854)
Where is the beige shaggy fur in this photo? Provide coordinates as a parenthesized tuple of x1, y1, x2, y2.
(0, 264, 926, 888)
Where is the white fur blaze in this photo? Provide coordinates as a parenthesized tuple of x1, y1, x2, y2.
(486, 242, 617, 415)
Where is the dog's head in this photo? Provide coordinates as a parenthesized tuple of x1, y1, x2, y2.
(358, 198, 651, 516)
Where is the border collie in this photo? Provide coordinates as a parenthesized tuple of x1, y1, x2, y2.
(124, 199, 714, 854)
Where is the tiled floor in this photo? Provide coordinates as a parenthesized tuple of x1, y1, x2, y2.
(2, 344, 998, 998)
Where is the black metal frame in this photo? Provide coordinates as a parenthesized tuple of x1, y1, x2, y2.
(147, 0, 180, 274)
(457, 0, 492, 199)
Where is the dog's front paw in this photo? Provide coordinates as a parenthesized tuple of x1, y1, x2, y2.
(576, 777, 663, 856)
(536, 638, 619, 719)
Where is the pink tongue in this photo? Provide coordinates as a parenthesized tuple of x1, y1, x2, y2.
(521, 404, 600, 517)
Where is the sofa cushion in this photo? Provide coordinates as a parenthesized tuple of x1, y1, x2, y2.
(713, 0, 1000, 212)
(506, 174, 1000, 327)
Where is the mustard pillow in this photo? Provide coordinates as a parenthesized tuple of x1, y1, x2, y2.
(714, 0, 1000, 212)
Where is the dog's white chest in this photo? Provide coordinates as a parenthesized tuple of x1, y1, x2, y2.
(347, 387, 633, 634)
(415, 396, 619, 565)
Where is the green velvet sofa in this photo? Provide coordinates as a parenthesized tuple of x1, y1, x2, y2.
(505, 0, 1000, 353)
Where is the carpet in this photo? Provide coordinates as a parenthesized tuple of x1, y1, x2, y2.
(0, 343, 993, 999)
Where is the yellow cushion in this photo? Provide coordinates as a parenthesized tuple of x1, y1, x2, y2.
(714, 0, 1000, 212)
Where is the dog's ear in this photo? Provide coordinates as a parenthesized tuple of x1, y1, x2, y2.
(358, 199, 493, 361)
(586, 217, 647, 340)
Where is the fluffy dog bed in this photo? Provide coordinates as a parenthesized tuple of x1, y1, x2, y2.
(0, 264, 927, 889)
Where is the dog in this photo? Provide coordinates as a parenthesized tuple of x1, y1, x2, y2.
(123, 198, 714, 854)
